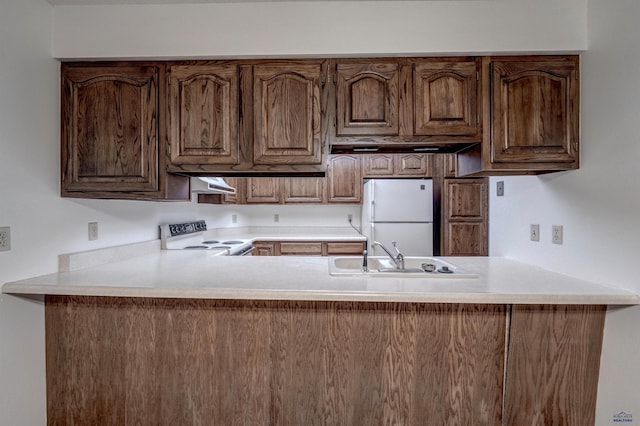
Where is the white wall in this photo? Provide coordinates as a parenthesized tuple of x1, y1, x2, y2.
(489, 0, 640, 422)
(52, 0, 587, 59)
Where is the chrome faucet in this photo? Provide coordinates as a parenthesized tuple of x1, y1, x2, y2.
(372, 241, 405, 270)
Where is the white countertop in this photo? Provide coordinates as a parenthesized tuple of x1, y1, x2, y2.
(3, 249, 638, 305)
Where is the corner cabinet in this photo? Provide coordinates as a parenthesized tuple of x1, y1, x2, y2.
(458, 56, 579, 176)
(61, 63, 189, 200)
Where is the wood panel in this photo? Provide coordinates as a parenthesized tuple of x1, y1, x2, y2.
(279, 241, 323, 256)
(336, 63, 400, 136)
(325, 241, 366, 255)
(168, 64, 239, 165)
(326, 154, 362, 203)
(442, 178, 488, 256)
(491, 57, 579, 165)
(61, 65, 160, 194)
(46, 297, 506, 426)
(504, 305, 606, 426)
(245, 177, 281, 203)
(413, 59, 480, 136)
(253, 63, 322, 165)
(282, 177, 325, 203)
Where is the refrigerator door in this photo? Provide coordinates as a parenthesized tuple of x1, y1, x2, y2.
(371, 223, 433, 257)
(371, 179, 433, 222)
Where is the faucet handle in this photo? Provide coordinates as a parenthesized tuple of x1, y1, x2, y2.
(391, 241, 401, 255)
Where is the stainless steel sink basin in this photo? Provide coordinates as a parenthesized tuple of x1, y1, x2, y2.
(329, 256, 478, 278)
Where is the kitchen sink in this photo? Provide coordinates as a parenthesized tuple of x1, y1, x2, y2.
(328, 256, 478, 278)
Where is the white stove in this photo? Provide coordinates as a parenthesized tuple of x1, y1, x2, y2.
(160, 220, 253, 256)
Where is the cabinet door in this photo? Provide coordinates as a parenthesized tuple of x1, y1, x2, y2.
(395, 154, 431, 176)
(61, 65, 160, 193)
(283, 178, 325, 204)
(491, 58, 579, 164)
(413, 59, 480, 136)
(442, 178, 488, 256)
(252, 242, 278, 256)
(253, 63, 322, 165)
(245, 178, 281, 204)
(362, 154, 394, 177)
(336, 63, 400, 136)
(325, 241, 366, 256)
(169, 64, 239, 165)
(279, 242, 323, 256)
(327, 155, 362, 203)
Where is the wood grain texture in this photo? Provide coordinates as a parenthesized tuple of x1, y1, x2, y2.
(169, 64, 240, 165)
(442, 178, 489, 256)
(503, 305, 605, 426)
(413, 59, 481, 137)
(490, 57, 579, 165)
(253, 63, 323, 165)
(326, 154, 362, 203)
(46, 297, 506, 426)
(336, 62, 400, 136)
(62, 65, 159, 194)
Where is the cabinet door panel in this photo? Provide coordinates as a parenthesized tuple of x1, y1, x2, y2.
(445, 180, 488, 220)
(444, 222, 487, 256)
(327, 155, 362, 203)
(396, 154, 431, 176)
(169, 65, 239, 165)
(245, 178, 281, 203)
(253, 64, 322, 164)
(414, 60, 479, 136)
(62, 66, 159, 192)
(283, 178, 325, 204)
(491, 59, 578, 164)
(336, 63, 400, 136)
(363, 154, 394, 176)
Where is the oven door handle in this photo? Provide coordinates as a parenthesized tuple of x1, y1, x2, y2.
(237, 246, 254, 256)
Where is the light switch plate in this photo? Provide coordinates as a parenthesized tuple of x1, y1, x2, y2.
(496, 181, 504, 196)
(530, 224, 540, 242)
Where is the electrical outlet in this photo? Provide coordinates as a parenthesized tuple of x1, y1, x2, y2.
(530, 224, 540, 242)
(348, 214, 353, 222)
(552, 225, 563, 245)
(88, 222, 99, 241)
(0, 226, 11, 251)
(274, 214, 279, 223)
(231, 214, 237, 224)
(496, 181, 505, 197)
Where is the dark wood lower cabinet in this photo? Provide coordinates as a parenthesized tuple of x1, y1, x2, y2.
(45, 297, 604, 426)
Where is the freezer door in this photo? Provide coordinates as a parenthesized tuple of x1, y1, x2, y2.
(371, 223, 433, 257)
(371, 179, 433, 222)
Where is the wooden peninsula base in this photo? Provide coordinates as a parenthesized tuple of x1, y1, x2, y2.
(45, 297, 605, 425)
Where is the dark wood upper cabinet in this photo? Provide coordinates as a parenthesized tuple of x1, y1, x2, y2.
(168, 64, 239, 165)
(61, 63, 189, 200)
(491, 58, 578, 164)
(458, 55, 579, 176)
(336, 63, 400, 136)
(253, 63, 323, 165)
(330, 58, 482, 150)
(326, 155, 362, 203)
(413, 59, 480, 137)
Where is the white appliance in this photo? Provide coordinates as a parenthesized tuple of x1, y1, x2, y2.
(361, 179, 433, 256)
(160, 220, 253, 256)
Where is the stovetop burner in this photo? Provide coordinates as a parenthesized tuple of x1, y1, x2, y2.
(221, 240, 244, 245)
(184, 245, 209, 249)
(201, 240, 220, 244)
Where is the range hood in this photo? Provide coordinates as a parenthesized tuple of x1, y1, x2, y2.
(192, 177, 237, 195)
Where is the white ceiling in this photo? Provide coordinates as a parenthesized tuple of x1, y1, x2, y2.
(46, 0, 470, 5)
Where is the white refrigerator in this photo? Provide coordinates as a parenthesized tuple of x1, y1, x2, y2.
(361, 179, 434, 256)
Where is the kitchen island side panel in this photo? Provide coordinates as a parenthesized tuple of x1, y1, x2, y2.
(45, 297, 506, 425)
